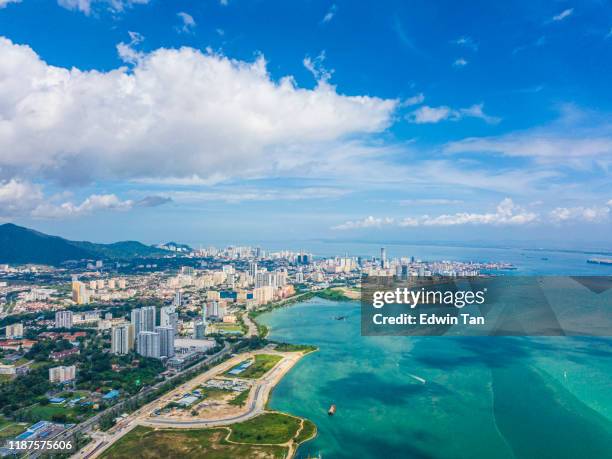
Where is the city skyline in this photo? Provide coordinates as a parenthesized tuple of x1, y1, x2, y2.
(0, 1, 611, 246)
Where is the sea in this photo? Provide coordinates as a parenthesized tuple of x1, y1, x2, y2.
(257, 244, 612, 459)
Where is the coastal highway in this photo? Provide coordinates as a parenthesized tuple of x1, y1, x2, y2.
(75, 350, 302, 458)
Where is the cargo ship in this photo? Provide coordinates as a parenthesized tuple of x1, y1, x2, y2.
(328, 404, 336, 416)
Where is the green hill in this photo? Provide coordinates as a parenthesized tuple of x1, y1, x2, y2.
(0, 223, 170, 265)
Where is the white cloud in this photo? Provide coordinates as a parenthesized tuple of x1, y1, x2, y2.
(0, 0, 21, 9)
(0, 180, 136, 218)
(550, 205, 610, 223)
(408, 105, 452, 123)
(451, 36, 478, 51)
(57, 0, 150, 15)
(177, 12, 196, 33)
(321, 4, 337, 23)
(407, 103, 499, 124)
(334, 199, 538, 230)
(0, 37, 397, 186)
(453, 57, 468, 67)
(332, 216, 395, 230)
(116, 31, 144, 64)
(552, 8, 573, 22)
(219, 0, 228, 5)
(417, 199, 537, 226)
(303, 51, 333, 83)
(447, 136, 612, 160)
(32, 194, 134, 218)
(400, 93, 425, 107)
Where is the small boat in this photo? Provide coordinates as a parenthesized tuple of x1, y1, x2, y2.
(328, 404, 336, 416)
(334, 315, 348, 321)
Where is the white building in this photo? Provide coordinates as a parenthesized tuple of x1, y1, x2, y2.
(55, 310, 73, 329)
(111, 324, 135, 355)
(155, 326, 175, 358)
(49, 365, 76, 383)
(137, 331, 160, 359)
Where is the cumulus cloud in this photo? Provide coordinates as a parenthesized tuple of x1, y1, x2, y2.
(321, 4, 337, 23)
(0, 37, 397, 186)
(332, 216, 395, 230)
(0, 180, 135, 219)
(333, 199, 538, 230)
(57, 0, 150, 15)
(414, 198, 537, 226)
(407, 103, 499, 124)
(552, 8, 573, 22)
(453, 57, 468, 67)
(177, 12, 196, 33)
(550, 205, 610, 223)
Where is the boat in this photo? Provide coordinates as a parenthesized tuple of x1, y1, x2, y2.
(328, 404, 336, 416)
(333, 315, 348, 321)
(587, 258, 612, 265)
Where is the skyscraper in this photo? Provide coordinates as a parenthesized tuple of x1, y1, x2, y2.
(111, 323, 135, 355)
(380, 247, 386, 268)
(137, 331, 160, 358)
(131, 308, 142, 335)
(141, 306, 156, 332)
(155, 326, 175, 358)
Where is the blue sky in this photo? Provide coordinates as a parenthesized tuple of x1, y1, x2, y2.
(0, 0, 611, 248)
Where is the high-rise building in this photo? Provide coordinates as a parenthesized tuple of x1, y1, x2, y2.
(5, 323, 23, 339)
(249, 262, 258, 279)
(160, 306, 178, 333)
(193, 321, 206, 339)
(155, 326, 175, 358)
(137, 331, 160, 358)
(380, 247, 387, 268)
(173, 291, 182, 307)
(141, 306, 156, 332)
(131, 308, 142, 336)
(49, 365, 76, 383)
(71, 281, 89, 305)
(55, 310, 73, 329)
(111, 323, 135, 355)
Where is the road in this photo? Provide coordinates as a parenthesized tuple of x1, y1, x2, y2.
(36, 342, 232, 459)
(74, 349, 302, 459)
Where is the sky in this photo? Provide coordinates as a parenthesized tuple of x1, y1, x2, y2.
(0, 0, 611, 248)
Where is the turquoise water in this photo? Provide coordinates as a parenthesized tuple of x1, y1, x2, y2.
(259, 299, 612, 458)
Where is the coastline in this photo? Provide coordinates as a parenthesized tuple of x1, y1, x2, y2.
(78, 348, 317, 459)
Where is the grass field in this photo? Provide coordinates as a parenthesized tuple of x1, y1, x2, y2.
(228, 389, 249, 407)
(225, 354, 282, 379)
(273, 343, 318, 354)
(17, 403, 93, 423)
(295, 419, 317, 444)
(101, 426, 287, 459)
(228, 413, 302, 444)
(199, 387, 232, 401)
(0, 417, 27, 440)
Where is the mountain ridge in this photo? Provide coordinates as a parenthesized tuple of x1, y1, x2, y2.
(0, 223, 171, 265)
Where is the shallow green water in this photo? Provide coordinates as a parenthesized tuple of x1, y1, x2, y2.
(259, 299, 612, 459)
